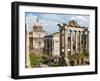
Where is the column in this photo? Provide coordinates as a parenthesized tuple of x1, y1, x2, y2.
(62, 30, 65, 48)
(64, 29, 68, 58)
(60, 29, 62, 57)
(81, 31, 85, 52)
(79, 31, 82, 53)
(75, 31, 78, 53)
(85, 31, 87, 51)
(61, 30, 65, 57)
(26, 32, 31, 68)
(70, 30, 73, 55)
(64, 28, 70, 65)
(87, 31, 89, 52)
(85, 31, 89, 52)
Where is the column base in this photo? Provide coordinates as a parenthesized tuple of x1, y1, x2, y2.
(64, 58, 70, 66)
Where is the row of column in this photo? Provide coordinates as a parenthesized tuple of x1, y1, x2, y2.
(64, 29, 89, 57)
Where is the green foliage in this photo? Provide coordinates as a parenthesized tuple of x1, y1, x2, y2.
(29, 53, 40, 68)
(84, 51, 89, 58)
(67, 52, 89, 61)
(41, 54, 53, 64)
(67, 53, 79, 60)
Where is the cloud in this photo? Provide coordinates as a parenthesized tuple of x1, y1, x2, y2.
(25, 12, 90, 34)
(26, 13, 41, 31)
(71, 16, 88, 21)
(26, 13, 60, 34)
(70, 15, 90, 27)
(40, 18, 59, 34)
(26, 13, 37, 24)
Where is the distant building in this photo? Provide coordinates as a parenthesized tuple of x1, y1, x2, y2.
(44, 32, 60, 57)
(51, 32, 60, 57)
(29, 18, 47, 55)
(44, 35, 52, 55)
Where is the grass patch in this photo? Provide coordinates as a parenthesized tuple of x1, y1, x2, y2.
(29, 53, 40, 68)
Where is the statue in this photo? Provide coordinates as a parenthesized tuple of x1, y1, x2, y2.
(68, 20, 80, 27)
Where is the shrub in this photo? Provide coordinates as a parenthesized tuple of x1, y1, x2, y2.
(29, 53, 40, 68)
(67, 52, 89, 61)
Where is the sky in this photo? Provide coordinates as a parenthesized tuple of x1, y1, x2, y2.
(25, 12, 90, 35)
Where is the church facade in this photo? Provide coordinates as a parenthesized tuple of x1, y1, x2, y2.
(29, 18, 47, 55)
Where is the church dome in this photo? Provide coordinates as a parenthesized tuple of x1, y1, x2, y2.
(33, 17, 43, 32)
(33, 17, 42, 28)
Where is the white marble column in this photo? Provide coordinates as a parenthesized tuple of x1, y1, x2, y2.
(59, 25, 62, 57)
(64, 29, 68, 58)
(75, 31, 78, 53)
(79, 31, 82, 53)
(26, 32, 31, 68)
(85, 31, 89, 52)
(62, 30, 65, 49)
(70, 30, 73, 55)
(64, 28, 70, 65)
(82, 31, 85, 52)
